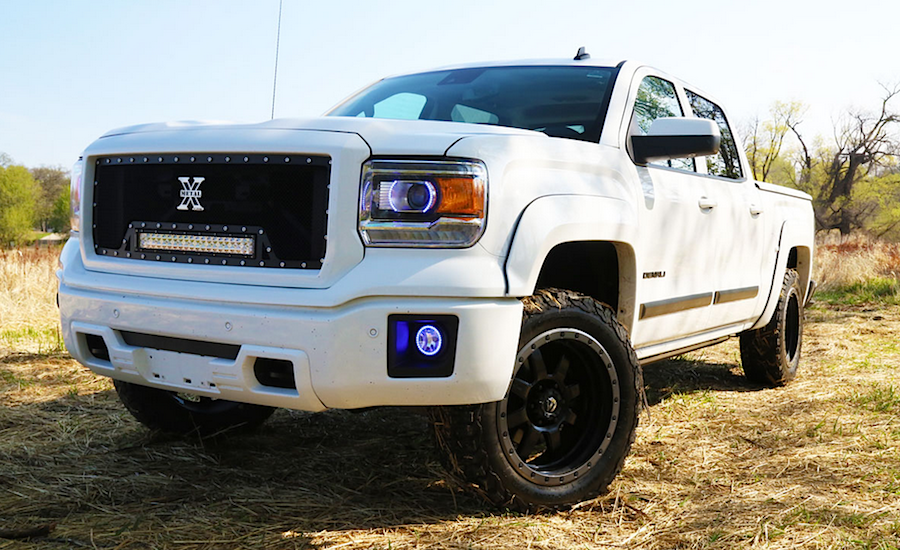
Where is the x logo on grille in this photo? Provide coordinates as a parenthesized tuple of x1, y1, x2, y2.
(177, 176, 205, 211)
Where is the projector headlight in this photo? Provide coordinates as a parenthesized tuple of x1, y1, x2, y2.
(359, 159, 487, 247)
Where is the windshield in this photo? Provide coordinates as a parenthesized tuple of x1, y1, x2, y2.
(327, 66, 617, 142)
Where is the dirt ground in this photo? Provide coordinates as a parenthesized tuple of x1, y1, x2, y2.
(1, 302, 899, 549)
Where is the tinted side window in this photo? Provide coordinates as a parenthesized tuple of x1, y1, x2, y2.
(685, 90, 743, 180)
(632, 77, 695, 172)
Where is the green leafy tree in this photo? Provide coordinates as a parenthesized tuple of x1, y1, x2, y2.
(742, 101, 805, 185)
(0, 165, 39, 246)
(30, 166, 70, 232)
(848, 170, 900, 239)
(48, 186, 71, 234)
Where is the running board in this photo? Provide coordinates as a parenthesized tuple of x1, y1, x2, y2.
(638, 336, 730, 366)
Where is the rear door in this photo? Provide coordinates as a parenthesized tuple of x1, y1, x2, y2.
(683, 89, 769, 327)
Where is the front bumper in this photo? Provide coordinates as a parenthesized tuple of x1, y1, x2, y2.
(58, 250, 522, 412)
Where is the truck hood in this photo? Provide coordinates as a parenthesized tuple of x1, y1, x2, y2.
(100, 117, 543, 156)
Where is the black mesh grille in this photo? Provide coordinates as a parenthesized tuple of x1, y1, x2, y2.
(91, 154, 330, 269)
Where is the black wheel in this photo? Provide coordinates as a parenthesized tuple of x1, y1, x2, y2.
(114, 380, 275, 437)
(739, 269, 803, 386)
(431, 288, 642, 510)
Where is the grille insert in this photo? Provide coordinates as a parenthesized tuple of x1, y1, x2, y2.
(92, 154, 330, 269)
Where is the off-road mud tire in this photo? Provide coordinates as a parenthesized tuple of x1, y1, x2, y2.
(114, 380, 275, 437)
(431, 288, 642, 511)
(739, 269, 803, 386)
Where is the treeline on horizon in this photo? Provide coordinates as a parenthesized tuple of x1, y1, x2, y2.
(1, 87, 899, 247)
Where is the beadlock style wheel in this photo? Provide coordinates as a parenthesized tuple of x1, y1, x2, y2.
(431, 289, 642, 510)
(499, 328, 620, 486)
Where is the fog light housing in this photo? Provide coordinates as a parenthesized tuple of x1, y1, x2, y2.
(388, 315, 458, 378)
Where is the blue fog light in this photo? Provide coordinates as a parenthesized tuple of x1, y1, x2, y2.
(415, 325, 443, 356)
(395, 321, 410, 354)
(387, 315, 458, 378)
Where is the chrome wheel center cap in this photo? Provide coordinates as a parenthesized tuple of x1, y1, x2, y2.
(542, 396, 559, 414)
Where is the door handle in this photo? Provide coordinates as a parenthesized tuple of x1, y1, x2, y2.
(698, 196, 717, 209)
(750, 204, 764, 215)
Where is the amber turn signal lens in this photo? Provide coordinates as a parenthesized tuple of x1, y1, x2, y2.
(434, 177, 485, 216)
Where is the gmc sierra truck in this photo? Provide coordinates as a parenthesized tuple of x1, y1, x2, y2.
(58, 51, 815, 510)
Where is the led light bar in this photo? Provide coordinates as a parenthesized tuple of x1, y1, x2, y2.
(138, 233, 255, 256)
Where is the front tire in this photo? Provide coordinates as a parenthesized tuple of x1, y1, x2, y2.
(432, 289, 642, 510)
(739, 269, 803, 386)
(114, 380, 275, 437)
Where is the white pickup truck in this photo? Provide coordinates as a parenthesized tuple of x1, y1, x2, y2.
(58, 51, 815, 510)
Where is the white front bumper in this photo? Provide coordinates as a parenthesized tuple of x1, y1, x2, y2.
(58, 245, 522, 411)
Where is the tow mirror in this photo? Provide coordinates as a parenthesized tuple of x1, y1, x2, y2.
(632, 117, 720, 165)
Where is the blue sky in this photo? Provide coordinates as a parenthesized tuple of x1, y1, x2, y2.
(2, 0, 898, 168)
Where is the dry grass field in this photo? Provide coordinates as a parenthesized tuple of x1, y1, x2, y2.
(0, 247, 64, 354)
(1, 242, 899, 549)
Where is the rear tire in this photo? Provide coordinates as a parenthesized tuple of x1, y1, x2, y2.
(431, 288, 642, 511)
(739, 269, 803, 386)
(114, 380, 275, 437)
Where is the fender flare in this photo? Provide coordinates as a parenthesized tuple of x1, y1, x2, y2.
(504, 194, 639, 328)
(749, 219, 814, 331)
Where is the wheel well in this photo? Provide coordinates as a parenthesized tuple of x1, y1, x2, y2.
(535, 242, 619, 311)
(786, 245, 812, 302)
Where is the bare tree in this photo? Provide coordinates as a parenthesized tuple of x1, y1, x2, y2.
(789, 85, 900, 235)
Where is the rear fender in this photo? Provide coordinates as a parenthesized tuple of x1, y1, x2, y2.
(750, 220, 814, 331)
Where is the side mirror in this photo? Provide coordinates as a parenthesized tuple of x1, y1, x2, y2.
(631, 117, 720, 165)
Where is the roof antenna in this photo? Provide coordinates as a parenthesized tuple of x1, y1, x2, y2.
(574, 46, 590, 61)
(270, 0, 283, 120)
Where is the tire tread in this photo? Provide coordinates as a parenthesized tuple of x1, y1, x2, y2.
(739, 269, 803, 386)
(431, 288, 642, 511)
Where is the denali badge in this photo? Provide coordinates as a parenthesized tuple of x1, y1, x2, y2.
(177, 176, 205, 211)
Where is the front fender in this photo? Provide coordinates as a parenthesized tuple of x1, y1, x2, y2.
(504, 194, 638, 318)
